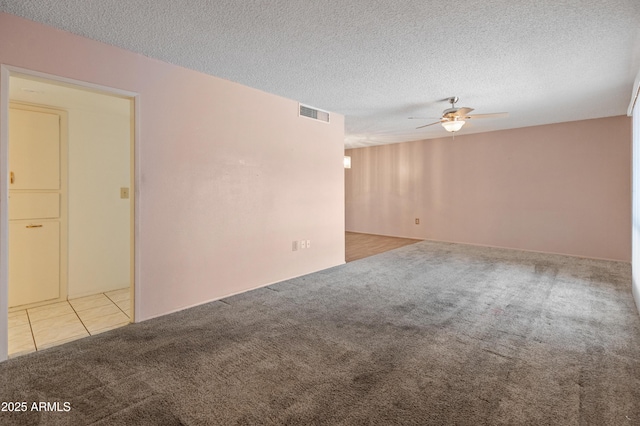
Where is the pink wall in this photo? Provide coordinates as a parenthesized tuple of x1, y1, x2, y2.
(346, 116, 631, 261)
(0, 13, 345, 321)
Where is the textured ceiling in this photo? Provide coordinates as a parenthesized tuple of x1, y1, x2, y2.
(1, 1, 639, 148)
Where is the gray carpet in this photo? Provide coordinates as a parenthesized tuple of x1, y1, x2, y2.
(1, 241, 639, 425)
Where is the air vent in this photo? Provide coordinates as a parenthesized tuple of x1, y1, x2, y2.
(299, 104, 330, 123)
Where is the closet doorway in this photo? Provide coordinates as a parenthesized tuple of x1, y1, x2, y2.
(1, 68, 137, 359)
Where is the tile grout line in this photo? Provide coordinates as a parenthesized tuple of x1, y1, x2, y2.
(67, 300, 92, 336)
(104, 292, 131, 320)
(24, 309, 38, 352)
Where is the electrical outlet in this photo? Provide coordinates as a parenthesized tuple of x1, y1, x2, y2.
(300, 240, 307, 249)
(415, 218, 420, 225)
(306, 240, 311, 248)
(292, 241, 299, 251)
(120, 187, 130, 199)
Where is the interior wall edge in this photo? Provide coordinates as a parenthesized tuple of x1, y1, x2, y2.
(417, 236, 631, 264)
(628, 67, 640, 116)
(138, 262, 347, 323)
(631, 74, 640, 316)
(0, 65, 10, 362)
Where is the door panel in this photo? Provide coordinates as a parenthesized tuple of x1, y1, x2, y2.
(9, 193, 60, 220)
(9, 109, 60, 190)
(8, 222, 60, 307)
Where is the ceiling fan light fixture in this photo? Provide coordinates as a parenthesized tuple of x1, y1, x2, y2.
(441, 119, 465, 132)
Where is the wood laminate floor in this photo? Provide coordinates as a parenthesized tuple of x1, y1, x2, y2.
(345, 232, 422, 262)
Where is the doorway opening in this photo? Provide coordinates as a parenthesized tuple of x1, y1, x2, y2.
(1, 67, 138, 360)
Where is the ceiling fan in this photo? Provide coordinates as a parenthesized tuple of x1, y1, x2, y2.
(410, 97, 508, 133)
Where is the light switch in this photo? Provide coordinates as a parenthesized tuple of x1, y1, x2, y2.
(120, 187, 130, 199)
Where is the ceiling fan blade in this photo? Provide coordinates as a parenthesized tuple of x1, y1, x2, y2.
(454, 107, 474, 116)
(408, 117, 441, 120)
(416, 121, 442, 129)
(465, 112, 508, 119)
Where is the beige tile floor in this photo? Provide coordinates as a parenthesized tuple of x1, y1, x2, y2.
(8, 288, 131, 358)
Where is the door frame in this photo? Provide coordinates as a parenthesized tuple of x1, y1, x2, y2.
(0, 65, 140, 361)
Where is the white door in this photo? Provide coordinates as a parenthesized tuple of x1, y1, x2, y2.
(8, 105, 67, 308)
